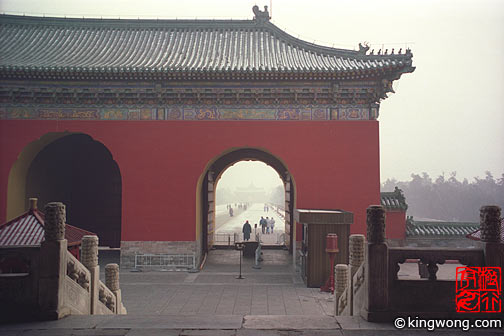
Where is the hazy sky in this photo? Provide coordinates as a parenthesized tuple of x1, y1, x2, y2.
(217, 161, 283, 191)
(1, 0, 503, 182)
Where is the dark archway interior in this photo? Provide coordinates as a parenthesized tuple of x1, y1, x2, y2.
(26, 134, 121, 247)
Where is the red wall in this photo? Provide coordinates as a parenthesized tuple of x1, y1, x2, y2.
(0, 120, 380, 241)
(385, 210, 406, 239)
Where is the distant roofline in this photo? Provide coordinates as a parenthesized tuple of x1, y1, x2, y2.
(380, 187, 408, 211)
(410, 220, 478, 226)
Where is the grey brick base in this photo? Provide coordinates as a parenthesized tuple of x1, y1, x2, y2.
(120, 241, 198, 269)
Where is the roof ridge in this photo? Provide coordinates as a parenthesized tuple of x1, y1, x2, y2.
(410, 220, 479, 226)
(0, 13, 256, 28)
(0, 209, 39, 229)
(0, 13, 413, 61)
(0, 13, 415, 79)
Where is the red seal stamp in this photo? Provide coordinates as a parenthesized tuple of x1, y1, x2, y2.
(456, 267, 501, 313)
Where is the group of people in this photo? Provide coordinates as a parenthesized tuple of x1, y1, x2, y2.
(241, 215, 276, 241)
(260, 216, 275, 234)
(227, 203, 249, 217)
(237, 203, 248, 210)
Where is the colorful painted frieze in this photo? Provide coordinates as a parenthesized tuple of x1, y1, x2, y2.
(0, 106, 375, 121)
(219, 108, 277, 120)
(101, 109, 128, 120)
(196, 109, 218, 120)
(331, 106, 378, 120)
(7, 107, 36, 119)
(166, 108, 183, 120)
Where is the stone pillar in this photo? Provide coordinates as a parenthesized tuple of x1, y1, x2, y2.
(44, 202, 66, 241)
(480, 205, 503, 306)
(105, 264, 119, 292)
(480, 205, 501, 243)
(349, 234, 365, 276)
(348, 234, 365, 316)
(105, 263, 126, 314)
(362, 205, 388, 322)
(366, 206, 385, 244)
(38, 202, 69, 320)
(335, 264, 349, 316)
(82, 235, 99, 314)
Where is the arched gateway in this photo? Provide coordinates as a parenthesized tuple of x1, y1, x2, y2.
(199, 148, 295, 256)
(0, 7, 414, 268)
(20, 133, 122, 247)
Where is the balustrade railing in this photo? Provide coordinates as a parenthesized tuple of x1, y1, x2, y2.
(388, 247, 484, 281)
(0, 202, 127, 320)
(360, 204, 502, 322)
(66, 251, 90, 292)
(334, 234, 365, 316)
(352, 263, 365, 296)
(98, 280, 116, 313)
(334, 204, 502, 321)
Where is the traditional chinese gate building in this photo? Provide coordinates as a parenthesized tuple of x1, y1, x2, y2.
(0, 7, 414, 267)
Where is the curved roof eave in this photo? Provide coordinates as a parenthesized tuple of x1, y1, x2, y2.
(0, 13, 414, 77)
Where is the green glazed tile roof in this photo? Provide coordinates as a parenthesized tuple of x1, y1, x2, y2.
(406, 218, 479, 238)
(381, 187, 408, 210)
(0, 12, 414, 79)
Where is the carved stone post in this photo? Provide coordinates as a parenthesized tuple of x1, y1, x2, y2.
(480, 205, 503, 306)
(367, 206, 385, 244)
(82, 235, 99, 314)
(480, 205, 502, 267)
(349, 234, 365, 276)
(335, 264, 348, 315)
(38, 202, 69, 320)
(362, 205, 388, 322)
(480, 205, 501, 243)
(348, 234, 365, 315)
(105, 264, 119, 292)
(105, 263, 126, 314)
(44, 202, 66, 241)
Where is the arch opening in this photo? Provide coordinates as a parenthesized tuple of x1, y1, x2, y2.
(9, 133, 122, 247)
(199, 148, 295, 259)
(214, 161, 285, 246)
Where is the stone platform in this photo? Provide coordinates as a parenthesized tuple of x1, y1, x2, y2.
(1, 250, 501, 335)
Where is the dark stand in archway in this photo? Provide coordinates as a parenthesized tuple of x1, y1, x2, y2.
(235, 242, 245, 279)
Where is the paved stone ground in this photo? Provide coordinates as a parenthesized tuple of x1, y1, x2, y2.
(1, 249, 501, 335)
(214, 203, 286, 246)
(118, 250, 333, 316)
(1, 315, 501, 335)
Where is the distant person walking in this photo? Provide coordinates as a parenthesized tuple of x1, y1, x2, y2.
(266, 217, 270, 234)
(242, 220, 252, 241)
(270, 217, 275, 233)
(260, 216, 267, 234)
(229, 207, 234, 217)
